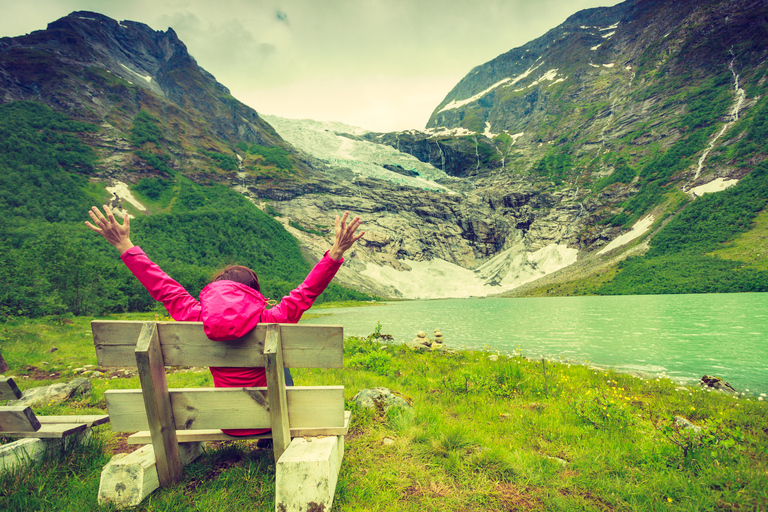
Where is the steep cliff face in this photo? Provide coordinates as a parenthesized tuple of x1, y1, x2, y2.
(0, 11, 283, 153)
(427, 0, 767, 146)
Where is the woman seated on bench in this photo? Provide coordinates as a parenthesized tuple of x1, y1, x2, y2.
(86, 205, 363, 435)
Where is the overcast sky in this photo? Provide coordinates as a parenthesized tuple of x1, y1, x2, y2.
(0, 0, 619, 132)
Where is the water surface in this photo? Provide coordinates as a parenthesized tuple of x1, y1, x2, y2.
(304, 293, 768, 394)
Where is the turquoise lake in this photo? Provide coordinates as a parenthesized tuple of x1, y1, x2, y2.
(304, 293, 768, 396)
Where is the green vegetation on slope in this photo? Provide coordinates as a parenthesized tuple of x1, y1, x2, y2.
(598, 160, 768, 294)
(1, 318, 766, 511)
(0, 101, 100, 225)
(0, 101, 373, 319)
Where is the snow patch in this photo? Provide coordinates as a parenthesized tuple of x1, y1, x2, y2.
(591, 44, 602, 51)
(119, 63, 152, 83)
(106, 181, 147, 217)
(600, 22, 619, 31)
(438, 62, 544, 113)
(359, 243, 578, 299)
(688, 178, 739, 197)
(549, 77, 567, 86)
(514, 68, 559, 91)
(603, 63, 615, 68)
(483, 122, 497, 139)
(589, 63, 601, 68)
(424, 126, 475, 137)
(510, 132, 525, 144)
(597, 215, 654, 255)
(602, 31, 616, 39)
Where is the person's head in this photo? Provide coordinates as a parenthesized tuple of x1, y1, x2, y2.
(210, 265, 260, 292)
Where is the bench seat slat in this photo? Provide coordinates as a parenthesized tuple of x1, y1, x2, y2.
(36, 414, 110, 428)
(126, 412, 352, 444)
(0, 378, 23, 400)
(106, 386, 345, 432)
(92, 321, 343, 369)
(0, 406, 41, 432)
(0, 422, 87, 438)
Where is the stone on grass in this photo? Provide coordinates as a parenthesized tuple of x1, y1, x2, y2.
(9, 377, 91, 407)
(674, 416, 702, 433)
(352, 387, 412, 414)
(699, 375, 737, 394)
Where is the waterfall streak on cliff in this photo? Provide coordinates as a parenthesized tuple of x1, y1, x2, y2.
(436, 140, 445, 171)
(693, 56, 746, 180)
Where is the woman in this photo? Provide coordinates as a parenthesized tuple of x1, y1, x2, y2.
(85, 204, 363, 435)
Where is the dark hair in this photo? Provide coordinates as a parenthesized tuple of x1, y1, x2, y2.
(210, 265, 260, 292)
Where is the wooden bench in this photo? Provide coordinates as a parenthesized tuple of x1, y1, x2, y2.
(0, 377, 109, 471)
(92, 320, 350, 511)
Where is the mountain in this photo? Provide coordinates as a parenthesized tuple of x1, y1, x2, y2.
(1, 2, 767, 314)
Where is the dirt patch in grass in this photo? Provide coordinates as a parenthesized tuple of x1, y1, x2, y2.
(495, 483, 545, 510)
(106, 432, 137, 456)
(16, 365, 61, 380)
(559, 486, 616, 510)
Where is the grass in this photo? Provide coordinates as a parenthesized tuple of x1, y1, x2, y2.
(709, 209, 768, 271)
(1, 316, 767, 511)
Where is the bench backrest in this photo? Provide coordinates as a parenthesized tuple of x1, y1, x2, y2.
(91, 320, 345, 486)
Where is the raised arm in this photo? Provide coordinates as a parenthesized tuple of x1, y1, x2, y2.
(85, 205, 201, 320)
(265, 211, 364, 323)
(85, 205, 135, 254)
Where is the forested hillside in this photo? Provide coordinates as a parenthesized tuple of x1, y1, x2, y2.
(0, 102, 373, 319)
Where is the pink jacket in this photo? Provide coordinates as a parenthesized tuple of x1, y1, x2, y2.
(121, 246, 343, 435)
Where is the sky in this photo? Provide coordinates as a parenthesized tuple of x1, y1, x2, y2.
(0, 0, 620, 132)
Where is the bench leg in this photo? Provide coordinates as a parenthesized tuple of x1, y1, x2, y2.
(98, 442, 203, 509)
(0, 427, 92, 473)
(0, 438, 53, 471)
(275, 436, 345, 512)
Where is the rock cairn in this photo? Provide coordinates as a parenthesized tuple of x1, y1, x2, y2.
(407, 329, 445, 351)
(432, 329, 444, 351)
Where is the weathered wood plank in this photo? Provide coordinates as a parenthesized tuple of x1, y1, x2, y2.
(37, 415, 110, 428)
(0, 377, 22, 400)
(0, 406, 41, 432)
(126, 411, 351, 444)
(265, 324, 291, 462)
(105, 387, 345, 432)
(92, 321, 343, 369)
(0, 422, 87, 438)
(135, 323, 183, 487)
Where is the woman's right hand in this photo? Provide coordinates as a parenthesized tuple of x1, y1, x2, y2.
(85, 205, 135, 254)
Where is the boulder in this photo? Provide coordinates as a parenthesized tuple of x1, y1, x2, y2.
(9, 378, 91, 407)
(699, 375, 737, 394)
(352, 387, 412, 414)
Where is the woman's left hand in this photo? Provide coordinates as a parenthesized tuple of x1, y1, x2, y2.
(329, 211, 364, 261)
(85, 205, 135, 254)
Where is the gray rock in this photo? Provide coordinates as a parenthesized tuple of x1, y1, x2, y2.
(352, 387, 412, 414)
(699, 375, 737, 394)
(9, 378, 92, 407)
(674, 416, 702, 433)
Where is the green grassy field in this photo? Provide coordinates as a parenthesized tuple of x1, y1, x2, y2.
(1, 314, 767, 511)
